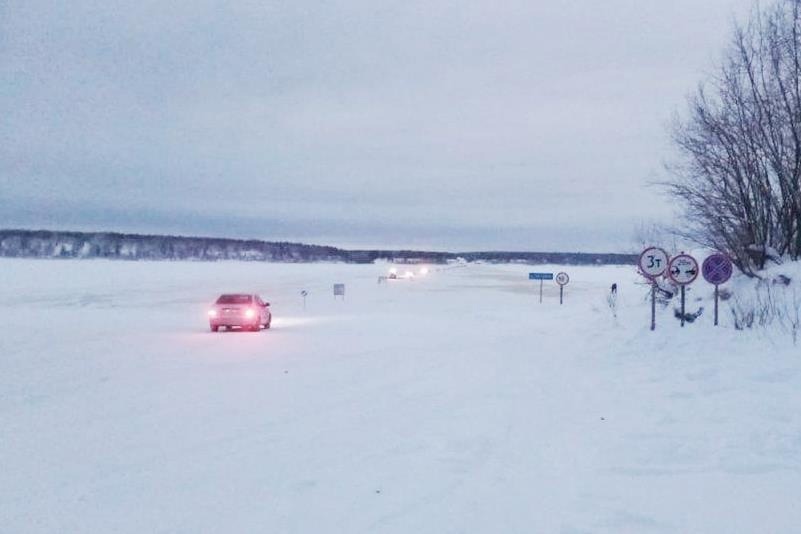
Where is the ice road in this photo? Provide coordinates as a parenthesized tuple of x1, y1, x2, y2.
(1, 259, 800, 533)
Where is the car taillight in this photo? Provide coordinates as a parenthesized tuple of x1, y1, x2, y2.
(244, 308, 256, 318)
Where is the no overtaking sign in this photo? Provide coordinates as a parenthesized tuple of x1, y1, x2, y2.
(668, 254, 699, 285)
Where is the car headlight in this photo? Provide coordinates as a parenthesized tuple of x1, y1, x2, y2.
(244, 308, 256, 318)
(208, 309, 217, 317)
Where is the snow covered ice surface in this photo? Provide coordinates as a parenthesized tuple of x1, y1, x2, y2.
(1, 259, 800, 533)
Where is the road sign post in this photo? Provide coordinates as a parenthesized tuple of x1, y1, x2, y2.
(301, 289, 308, 310)
(714, 285, 718, 326)
(651, 282, 656, 331)
(333, 283, 345, 300)
(555, 272, 570, 305)
(702, 253, 733, 326)
(638, 247, 669, 331)
(529, 273, 554, 304)
(668, 253, 700, 327)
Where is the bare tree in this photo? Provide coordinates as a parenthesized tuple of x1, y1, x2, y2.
(668, 0, 801, 276)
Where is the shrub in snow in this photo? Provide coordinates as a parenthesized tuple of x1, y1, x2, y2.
(655, 277, 677, 305)
(773, 285, 801, 345)
(728, 265, 801, 344)
(674, 306, 704, 323)
(774, 274, 792, 286)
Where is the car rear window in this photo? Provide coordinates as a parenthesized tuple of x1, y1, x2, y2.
(216, 295, 252, 304)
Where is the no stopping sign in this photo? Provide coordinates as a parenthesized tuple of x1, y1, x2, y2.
(702, 254, 733, 285)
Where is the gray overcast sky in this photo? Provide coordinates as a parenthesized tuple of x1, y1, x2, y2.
(1, 0, 753, 252)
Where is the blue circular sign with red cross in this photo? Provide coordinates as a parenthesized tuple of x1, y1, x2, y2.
(702, 253, 733, 285)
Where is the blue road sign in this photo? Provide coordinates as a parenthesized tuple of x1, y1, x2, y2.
(702, 253, 733, 285)
(529, 272, 554, 280)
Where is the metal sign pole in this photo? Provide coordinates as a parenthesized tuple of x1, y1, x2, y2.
(539, 279, 543, 303)
(651, 281, 656, 331)
(714, 285, 719, 326)
(669, 253, 699, 329)
(560, 286, 563, 305)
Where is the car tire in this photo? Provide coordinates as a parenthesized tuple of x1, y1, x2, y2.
(265, 318, 271, 329)
(210, 325, 218, 332)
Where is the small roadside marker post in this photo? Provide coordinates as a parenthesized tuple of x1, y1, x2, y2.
(300, 290, 308, 310)
(529, 272, 554, 303)
(702, 253, 733, 327)
(555, 272, 570, 305)
(638, 247, 669, 331)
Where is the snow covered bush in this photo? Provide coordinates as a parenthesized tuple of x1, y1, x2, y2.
(729, 264, 801, 344)
(773, 285, 801, 345)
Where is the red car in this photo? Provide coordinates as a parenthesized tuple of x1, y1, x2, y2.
(208, 294, 271, 332)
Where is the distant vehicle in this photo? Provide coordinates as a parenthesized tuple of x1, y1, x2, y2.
(386, 266, 428, 280)
(208, 294, 271, 332)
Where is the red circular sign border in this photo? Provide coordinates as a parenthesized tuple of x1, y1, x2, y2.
(637, 246, 670, 279)
(668, 253, 700, 285)
(702, 253, 733, 285)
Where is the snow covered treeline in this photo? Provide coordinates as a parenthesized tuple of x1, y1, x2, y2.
(0, 229, 637, 265)
(0, 230, 346, 262)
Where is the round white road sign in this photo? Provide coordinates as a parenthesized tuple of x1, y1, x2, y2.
(555, 272, 570, 286)
(638, 247, 669, 278)
(668, 254, 699, 285)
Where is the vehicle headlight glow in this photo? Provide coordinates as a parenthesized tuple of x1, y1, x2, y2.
(244, 308, 256, 318)
(208, 309, 217, 317)
(389, 267, 398, 275)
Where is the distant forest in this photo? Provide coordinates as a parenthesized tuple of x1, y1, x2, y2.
(0, 229, 636, 265)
